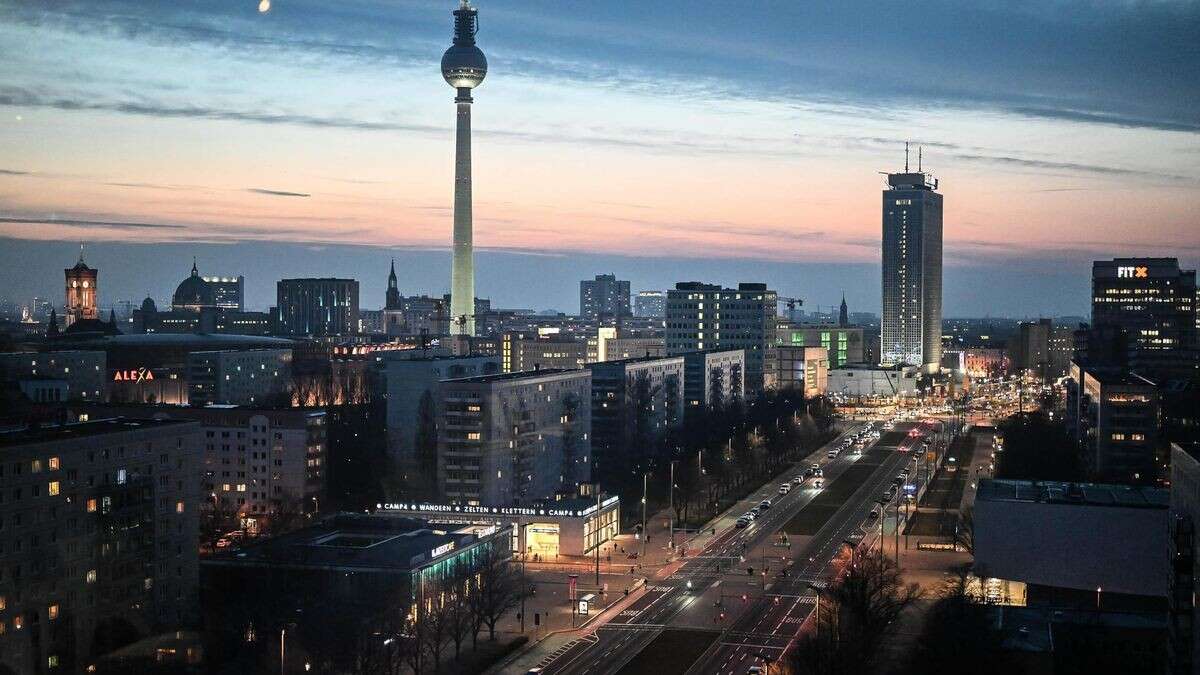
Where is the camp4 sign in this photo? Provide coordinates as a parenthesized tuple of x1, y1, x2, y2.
(1117, 266, 1149, 279)
(113, 368, 155, 383)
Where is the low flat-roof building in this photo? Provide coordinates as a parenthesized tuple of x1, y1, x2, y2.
(827, 363, 919, 399)
(974, 478, 1168, 610)
(201, 514, 511, 669)
(376, 495, 619, 557)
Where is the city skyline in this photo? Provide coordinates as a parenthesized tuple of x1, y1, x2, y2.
(0, 0, 1197, 317)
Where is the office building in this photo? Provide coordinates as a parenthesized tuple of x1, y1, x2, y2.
(580, 274, 632, 320)
(1066, 363, 1160, 484)
(634, 290, 666, 318)
(185, 349, 293, 406)
(0, 350, 106, 401)
(442, 1, 487, 337)
(0, 418, 201, 674)
(1092, 258, 1198, 378)
(881, 159, 943, 372)
(604, 337, 665, 361)
(502, 332, 589, 373)
(666, 282, 777, 393)
(775, 346, 829, 397)
(276, 278, 360, 337)
(681, 349, 744, 409)
(588, 356, 684, 478)
(436, 369, 592, 506)
(1009, 318, 1052, 377)
(379, 354, 501, 489)
(777, 325, 864, 369)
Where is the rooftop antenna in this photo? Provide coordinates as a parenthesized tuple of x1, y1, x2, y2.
(904, 141, 910, 172)
(918, 145, 923, 173)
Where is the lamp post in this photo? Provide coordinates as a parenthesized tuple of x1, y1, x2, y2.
(669, 461, 676, 550)
(641, 472, 648, 558)
(875, 498, 889, 562)
(595, 485, 602, 586)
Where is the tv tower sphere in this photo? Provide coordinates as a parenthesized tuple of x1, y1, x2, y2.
(442, 1, 487, 90)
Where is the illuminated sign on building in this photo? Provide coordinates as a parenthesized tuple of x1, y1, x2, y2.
(430, 542, 456, 558)
(377, 497, 619, 519)
(1117, 266, 1149, 279)
(112, 367, 155, 383)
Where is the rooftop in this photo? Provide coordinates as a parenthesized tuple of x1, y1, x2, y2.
(442, 367, 584, 384)
(1083, 368, 1157, 387)
(64, 333, 293, 348)
(976, 479, 1168, 509)
(205, 514, 500, 571)
(0, 417, 196, 448)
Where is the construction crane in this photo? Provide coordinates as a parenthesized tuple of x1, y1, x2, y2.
(777, 296, 804, 322)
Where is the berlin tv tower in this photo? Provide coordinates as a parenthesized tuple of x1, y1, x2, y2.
(442, 0, 487, 337)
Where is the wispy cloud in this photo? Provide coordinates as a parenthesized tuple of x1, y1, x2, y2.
(247, 188, 310, 198)
(0, 216, 186, 230)
(0, 169, 30, 175)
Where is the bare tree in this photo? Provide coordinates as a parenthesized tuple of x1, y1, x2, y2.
(469, 545, 527, 642)
(791, 549, 923, 675)
(953, 506, 976, 556)
(421, 582, 452, 673)
(445, 567, 476, 660)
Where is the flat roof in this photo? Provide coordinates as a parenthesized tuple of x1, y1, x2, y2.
(74, 333, 293, 348)
(206, 514, 495, 571)
(1083, 369, 1157, 387)
(442, 368, 583, 384)
(977, 479, 1168, 509)
(587, 354, 682, 367)
(0, 417, 196, 448)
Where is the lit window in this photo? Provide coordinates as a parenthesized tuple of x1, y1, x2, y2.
(86, 570, 98, 583)
(31, 459, 42, 473)
(87, 498, 97, 513)
(0, 595, 5, 610)
(49, 457, 60, 471)
(48, 604, 59, 620)
(176, 501, 185, 513)
(48, 481, 59, 496)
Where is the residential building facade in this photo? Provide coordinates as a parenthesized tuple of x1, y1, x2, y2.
(666, 282, 777, 393)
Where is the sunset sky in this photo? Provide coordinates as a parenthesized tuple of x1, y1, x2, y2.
(1, 0, 1197, 315)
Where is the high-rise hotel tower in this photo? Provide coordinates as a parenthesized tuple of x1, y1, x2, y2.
(881, 152, 943, 373)
(442, 1, 487, 337)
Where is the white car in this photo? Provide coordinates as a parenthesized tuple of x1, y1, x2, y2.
(813, 478, 824, 489)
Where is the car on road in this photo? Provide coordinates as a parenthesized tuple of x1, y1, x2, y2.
(867, 508, 879, 520)
(827, 450, 838, 459)
(811, 463, 820, 473)
(813, 478, 824, 488)
(735, 517, 750, 528)
(794, 476, 804, 485)
(779, 483, 791, 495)
(881, 490, 893, 501)
(759, 499, 772, 510)
(814, 467, 824, 477)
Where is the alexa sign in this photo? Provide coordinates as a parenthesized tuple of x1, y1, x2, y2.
(1117, 266, 1149, 279)
(113, 367, 155, 383)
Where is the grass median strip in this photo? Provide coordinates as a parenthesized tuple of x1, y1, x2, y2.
(616, 628, 720, 675)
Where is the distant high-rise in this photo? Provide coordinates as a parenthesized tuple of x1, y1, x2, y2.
(1091, 258, 1197, 378)
(881, 149, 943, 373)
(442, 1, 487, 337)
(580, 274, 631, 320)
(64, 244, 98, 327)
(276, 278, 360, 337)
(634, 290, 667, 318)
